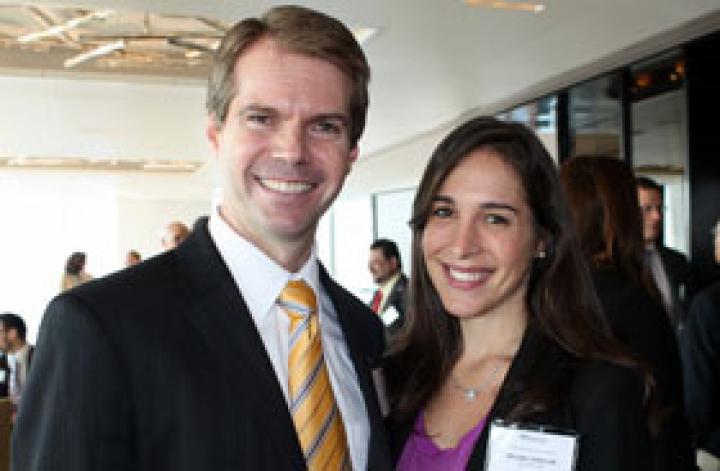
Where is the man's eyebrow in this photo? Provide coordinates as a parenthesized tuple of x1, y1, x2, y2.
(237, 104, 276, 116)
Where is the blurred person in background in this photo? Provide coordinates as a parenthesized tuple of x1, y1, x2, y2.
(368, 238, 408, 336)
(636, 177, 692, 330)
(161, 221, 190, 250)
(682, 218, 720, 471)
(561, 156, 696, 471)
(0, 312, 33, 408)
(60, 251, 92, 291)
(125, 250, 141, 267)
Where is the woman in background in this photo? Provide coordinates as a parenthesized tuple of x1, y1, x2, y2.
(61, 251, 92, 291)
(560, 156, 696, 471)
(386, 117, 652, 470)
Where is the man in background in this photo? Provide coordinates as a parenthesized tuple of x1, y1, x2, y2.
(681, 218, 720, 471)
(637, 176, 692, 330)
(161, 221, 190, 250)
(368, 238, 408, 336)
(0, 320, 8, 398)
(125, 250, 141, 267)
(0, 313, 33, 406)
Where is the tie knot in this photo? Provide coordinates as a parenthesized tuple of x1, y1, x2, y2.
(278, 280, 317, 320)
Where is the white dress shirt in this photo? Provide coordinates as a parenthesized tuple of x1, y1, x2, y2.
(7, 343, 30, 405)
(208, 208, 370, 470)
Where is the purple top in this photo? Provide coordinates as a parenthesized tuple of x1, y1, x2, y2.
(396, 410, 488, 471)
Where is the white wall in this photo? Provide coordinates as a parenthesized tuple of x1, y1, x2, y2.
(0, 170, 212, 343)
(0, 75, 207, 162)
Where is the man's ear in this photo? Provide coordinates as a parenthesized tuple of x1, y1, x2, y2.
(349, 145, 359, 165)
(206, 115, 222, 155)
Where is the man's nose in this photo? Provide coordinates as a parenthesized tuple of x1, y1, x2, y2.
(272, 122, 307, 164)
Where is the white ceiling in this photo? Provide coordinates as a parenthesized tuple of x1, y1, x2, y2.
(0, 0, 719, 159)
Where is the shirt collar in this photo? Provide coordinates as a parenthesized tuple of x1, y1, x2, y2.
(208, 205, 320, 319)
(380, 272, 401, 291)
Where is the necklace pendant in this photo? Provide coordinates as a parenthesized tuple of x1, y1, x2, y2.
(464, 389, 478, 401)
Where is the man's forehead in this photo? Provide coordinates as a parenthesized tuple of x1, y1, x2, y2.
(638, 187, 661, 200)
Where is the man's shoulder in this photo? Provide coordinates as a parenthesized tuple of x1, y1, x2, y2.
(72, 249, 178, 300)
(52, 249, 184, 326)
(691, 281, 720, 311)
(659, 245, 689, 264)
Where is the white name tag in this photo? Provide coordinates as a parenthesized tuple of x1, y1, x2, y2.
(380, 306, 400, 327)
(485, 420, 579, 471)
(0, 370, 5, 383)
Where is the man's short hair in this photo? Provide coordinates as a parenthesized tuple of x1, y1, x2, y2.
(206, 5, 370, 147)
(636, 176, 663, 193)
(0, 312, 26, 342)
(370, 238, 402, 269)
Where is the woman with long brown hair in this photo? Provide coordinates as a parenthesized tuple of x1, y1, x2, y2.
(386, 117, 652, 470)
(560, 156, 696, 471)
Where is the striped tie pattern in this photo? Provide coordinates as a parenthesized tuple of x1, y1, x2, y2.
(278, 280, 351, 471)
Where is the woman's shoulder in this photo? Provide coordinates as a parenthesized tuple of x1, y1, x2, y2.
(568, 358, 647, 420)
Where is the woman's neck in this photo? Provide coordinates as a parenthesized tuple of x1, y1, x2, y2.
(459, 307, 527, 360)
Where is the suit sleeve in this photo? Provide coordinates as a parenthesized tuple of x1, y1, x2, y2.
(573, 365, 653, 471)
(12, 294, 136, 471)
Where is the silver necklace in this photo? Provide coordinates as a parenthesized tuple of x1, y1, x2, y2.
(450, 361, 503, 402)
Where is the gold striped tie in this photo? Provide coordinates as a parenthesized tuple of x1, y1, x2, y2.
(278, 280, 351, 471)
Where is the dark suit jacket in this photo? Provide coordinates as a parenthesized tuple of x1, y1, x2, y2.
(12, 220, 393, 471)
(591, 266, 696, 471)
(681, 281, 720, 457)
(658, 245, 693, 327)
(0, 347, 34, 399)
(389, 326, 653, 471)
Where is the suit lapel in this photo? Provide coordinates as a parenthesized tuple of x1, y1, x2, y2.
(320, 265, 391, 468)
(174, 219, 305, 470)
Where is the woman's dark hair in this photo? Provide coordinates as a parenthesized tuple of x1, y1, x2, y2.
(560, 156, 659, 301)
(65, 252, 86, 275)
(386, 117, 630, 421)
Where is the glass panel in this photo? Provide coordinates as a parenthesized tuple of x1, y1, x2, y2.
(328, 196, 374, 299)
(568, 74, 622, 158)
(631, 51, 688, 254)
(374, 188, 414, 284)
(497, 95, 558, 162)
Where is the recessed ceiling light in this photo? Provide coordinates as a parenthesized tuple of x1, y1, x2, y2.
(465, 0, 546, 13)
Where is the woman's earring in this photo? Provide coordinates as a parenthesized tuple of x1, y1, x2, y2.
(536, 250, 547, 259)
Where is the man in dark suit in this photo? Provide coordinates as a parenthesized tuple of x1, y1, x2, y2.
(0, 313, 33, 407)
(682, 281, 720, 468)
(637, 177, 692, 330)
(0, 320, 9, 398)
(368, 239, 408, 337)
(12, 6, 391, 471)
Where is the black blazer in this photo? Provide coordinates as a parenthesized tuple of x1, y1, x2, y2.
(681, 281, 720, 457)
(389, 326, 653, 470)
(591, 266, 697, 471)
(12, 219, 393, 471)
